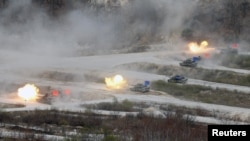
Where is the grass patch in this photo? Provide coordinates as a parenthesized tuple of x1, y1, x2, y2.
(84, 73, 105, 83)
(220, 54, 250, 70)
(0, 103, 25, 108)
(117, 62, 250, 86)
(84, 98, 135, 112)
(151, 80, 250, 108)
(38, 71, 77, 82)
(160, 104, 212, 117)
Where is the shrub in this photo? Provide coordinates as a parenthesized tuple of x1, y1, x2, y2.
(151, 80, 250, 108)
(84, 99, 135, 112)
(102, 135, 120, 141)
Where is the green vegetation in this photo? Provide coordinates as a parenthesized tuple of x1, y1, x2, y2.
(160, 104, 212, 117)
(84, 72, 105, 83)
(117, 62, 250, 86)
(220, 54, 250, 69)
(84, 98, 135, 112)
(102, 134, 120, 141)
(151, 80, 250, 108)
(38, 71, 76, 82)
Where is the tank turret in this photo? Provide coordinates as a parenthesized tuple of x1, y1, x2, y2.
(130, 81, 150, 93)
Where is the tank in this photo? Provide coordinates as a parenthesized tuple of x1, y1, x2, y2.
(180, 58, 198, 67)
(168, 75, 188, 83)
(38, 88, 66, 104)
(130, 83, 150, 93)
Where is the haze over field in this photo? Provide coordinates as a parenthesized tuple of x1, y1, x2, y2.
(0, 1, 249, 140)
(0, 0, 198, 56)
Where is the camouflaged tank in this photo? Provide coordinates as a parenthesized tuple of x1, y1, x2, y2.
(130, 83, 150, 93)
(179, 58, 198, 67)
(168, 75, 188, 83)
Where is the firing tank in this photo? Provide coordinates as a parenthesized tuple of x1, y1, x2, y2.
(38, 88, 68, 104)
(180, 58, 197, 67)
(130, 81, 150, 93)
(168, 75, 188, 83)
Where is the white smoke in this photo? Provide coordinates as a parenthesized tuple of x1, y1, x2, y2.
(0, 0, 198, 57)
(0, 0, 198, 95)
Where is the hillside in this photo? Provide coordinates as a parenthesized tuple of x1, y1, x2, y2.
(0, 0, 249, 48)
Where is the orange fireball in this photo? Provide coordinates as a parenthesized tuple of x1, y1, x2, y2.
(18, 84, 39, 101)
(188, 40, 215, 54)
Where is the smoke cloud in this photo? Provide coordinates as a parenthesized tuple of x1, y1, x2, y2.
(0, 0, 198, 56)
(0, 0, 198, 95)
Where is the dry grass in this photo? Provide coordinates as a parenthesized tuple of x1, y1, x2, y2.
(0, 109, 207, 141)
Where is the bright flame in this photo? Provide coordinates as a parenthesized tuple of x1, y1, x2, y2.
(188, 42, 200, 53)
(105, 74, 127, 89)
(200, 41, 208, 48)
(18, 84, 39, 101)
(188, 40, 215, 54)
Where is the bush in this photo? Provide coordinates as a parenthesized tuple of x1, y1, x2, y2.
(0, 111, 13, 122)
(102, 135, 120, 141)
(84, 99, 135, 112)
(151, 80, 250, 108)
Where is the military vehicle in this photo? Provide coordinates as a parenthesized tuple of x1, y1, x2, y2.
(180, 58, 198, 67)
(168, 75, 188, 83)
(130, 83, 150, 93)
(38, 87, 69, 104)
